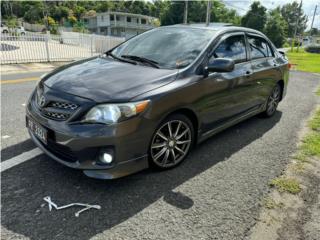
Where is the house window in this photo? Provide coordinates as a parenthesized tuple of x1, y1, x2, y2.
(141, 19, 146, 24)
(127, 17, 131, 22)
(101, 15, 104, 21)
(110, 15, 114, 21)
(116, 15, 120, 21)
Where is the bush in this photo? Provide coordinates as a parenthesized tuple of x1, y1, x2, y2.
(305, 45, 320, 54)
(282, 42, 290, 48)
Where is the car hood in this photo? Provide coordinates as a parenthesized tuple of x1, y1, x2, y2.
(43, 57, 178, 102)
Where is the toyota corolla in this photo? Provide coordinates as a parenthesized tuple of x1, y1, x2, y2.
(26, 24, 289, 179)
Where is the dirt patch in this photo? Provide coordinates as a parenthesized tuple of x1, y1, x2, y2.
(248, 109, 320, 240)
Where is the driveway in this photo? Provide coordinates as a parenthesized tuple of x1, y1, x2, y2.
(1, 71, 319, 240)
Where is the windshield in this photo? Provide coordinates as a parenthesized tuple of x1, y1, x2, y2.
(111, 27, 216, 69)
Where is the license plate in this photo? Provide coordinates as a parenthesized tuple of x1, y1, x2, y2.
(27, 117, 47, 144)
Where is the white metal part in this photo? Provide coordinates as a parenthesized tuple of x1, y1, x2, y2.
(43, 196, 101, 217)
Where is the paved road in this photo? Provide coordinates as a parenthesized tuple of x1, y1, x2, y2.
(1, 71, 319, 240)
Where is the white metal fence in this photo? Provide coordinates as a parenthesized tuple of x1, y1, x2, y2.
(0, 32, 125, 64)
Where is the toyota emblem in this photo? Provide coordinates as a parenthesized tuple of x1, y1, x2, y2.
(38, 95, 46, 107)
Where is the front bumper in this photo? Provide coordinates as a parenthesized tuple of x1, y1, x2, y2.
(26, 101, 154, 179)
(29, 130, 148, 179)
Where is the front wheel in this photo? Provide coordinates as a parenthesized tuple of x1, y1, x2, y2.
(262, 83, 281, 117)
(149, 114, 194, 169)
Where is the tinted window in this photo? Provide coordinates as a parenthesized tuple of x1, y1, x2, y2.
(213, 35, 247, 63)
(112, 27, 216, 69)
(265, 42, 274, 57)
(248, 36, 273, 59)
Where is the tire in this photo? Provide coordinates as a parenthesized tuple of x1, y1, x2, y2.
(149, 114, 194, 169)
(261, 83, 281, 117)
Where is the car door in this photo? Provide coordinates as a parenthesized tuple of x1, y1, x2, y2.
(198, 32, 257, 132)
(246, 34, 282, 104)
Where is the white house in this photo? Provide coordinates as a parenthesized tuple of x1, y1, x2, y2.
(83, 11, 159, 39)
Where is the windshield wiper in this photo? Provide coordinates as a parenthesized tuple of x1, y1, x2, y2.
(105, 51, 137, 65)
(121, 55, 160, 68)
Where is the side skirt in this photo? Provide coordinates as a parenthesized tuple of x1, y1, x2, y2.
(197, 107, 264, 144)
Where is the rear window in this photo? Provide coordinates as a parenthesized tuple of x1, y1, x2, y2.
(248, 35, 273, 59)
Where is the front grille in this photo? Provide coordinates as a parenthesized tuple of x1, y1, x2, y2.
(48, 101, 78, 110)
(33, 89, 79, 121)
(42, 109, 70, 120)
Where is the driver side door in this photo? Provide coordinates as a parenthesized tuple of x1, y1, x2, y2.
(199, 33, 257, 132)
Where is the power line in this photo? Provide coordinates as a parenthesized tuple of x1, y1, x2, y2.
(221, 1, 268, 18)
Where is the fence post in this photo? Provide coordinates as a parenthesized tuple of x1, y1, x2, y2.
(45, 31, 50, 62)
(90, 35, 94, 56)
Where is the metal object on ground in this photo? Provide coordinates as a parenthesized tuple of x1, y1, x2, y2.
(43, 196, 101, 217)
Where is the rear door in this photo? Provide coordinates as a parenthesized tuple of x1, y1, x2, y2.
(246, 34, 282, 104)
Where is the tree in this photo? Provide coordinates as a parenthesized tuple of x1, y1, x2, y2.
(74, 6, 86, 19)
(241, 1, 267, 32)
(281, 1, 307, 37)
(310, 28, 319, 36)
(265, 8, 288, 47)
(159, 0, 241, 26)
(68, 15, 77, 26)
(212, 1, 241, 25)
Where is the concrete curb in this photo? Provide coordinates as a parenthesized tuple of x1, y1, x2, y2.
(1, 62, 70, 74)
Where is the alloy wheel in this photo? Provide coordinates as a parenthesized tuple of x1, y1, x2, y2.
(266, 85, 281, 116)
(150, 119, 192, 168)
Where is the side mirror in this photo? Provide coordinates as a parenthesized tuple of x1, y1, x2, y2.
(278, 50, 286, 57)
(206, 58, 235, 73)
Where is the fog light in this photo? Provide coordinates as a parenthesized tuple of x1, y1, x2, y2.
(100, 153, 113, 164)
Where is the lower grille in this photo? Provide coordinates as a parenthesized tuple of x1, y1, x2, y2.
(45, 140, 77, 162)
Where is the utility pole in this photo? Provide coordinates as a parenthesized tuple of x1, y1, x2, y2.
(310, 5, 318, 37)
(184, 0, 188, 24)
(206, 1, 212, 26)
(291, 0, 302, 52)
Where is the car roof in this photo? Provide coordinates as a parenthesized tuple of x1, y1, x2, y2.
(165, 23, 266, 37)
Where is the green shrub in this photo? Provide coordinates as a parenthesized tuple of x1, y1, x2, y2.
(282, 42, 290, 48)
(305, 45, 320, 54)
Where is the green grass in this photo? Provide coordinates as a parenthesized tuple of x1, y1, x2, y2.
(263, 197, 284, 209)
(309, 109, 320, 131)
(287, 48, 320, 73)
(295, 108, 320, 161)
(270, 177, 301, 194)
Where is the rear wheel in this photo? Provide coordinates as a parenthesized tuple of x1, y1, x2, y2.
(149, 114, 194, 169)
(262, 83, 281, 117)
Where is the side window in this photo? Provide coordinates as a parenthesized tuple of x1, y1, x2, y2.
(266, 43, 274, 57)
(213, 35, 247, 63)
(248, 36, 273, 59)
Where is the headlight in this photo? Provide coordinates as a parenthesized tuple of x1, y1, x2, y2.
(83, 100, 150, 124)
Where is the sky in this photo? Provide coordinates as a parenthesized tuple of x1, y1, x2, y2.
(220, 0, 320, 29)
